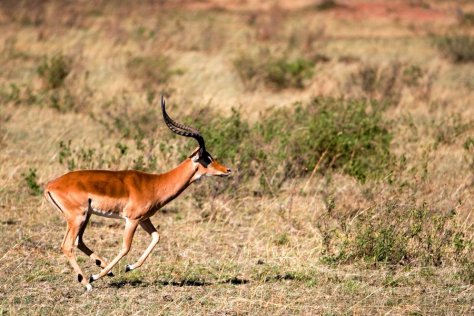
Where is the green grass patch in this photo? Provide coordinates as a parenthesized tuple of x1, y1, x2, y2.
(22, 168, 42, 196)
(234, 51, 314, 90)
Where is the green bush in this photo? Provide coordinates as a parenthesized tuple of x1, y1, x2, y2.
(37, 54, 71, 89)
(314, 0, 338, 11)
(249, 97, 392, 183)
(460, 12, 474, 26)
(435, 35, 474, 63)
(233, 52, 315, 90)
(23, 168, 42, 196)
(265, 57, 314, 89)
(180, 97, 392, 197)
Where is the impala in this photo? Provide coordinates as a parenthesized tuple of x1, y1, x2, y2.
(44, 97, 232, 291)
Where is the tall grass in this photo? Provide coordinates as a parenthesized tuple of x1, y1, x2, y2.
(320, 202, 473, 267)
(435, 35, 474, 63)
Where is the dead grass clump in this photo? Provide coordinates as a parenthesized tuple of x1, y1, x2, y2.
(347, 62, 435, 105)
(435, 34, 474, 63)
(435, 114, 474, 147)
(126, 55, 182, 89)
(247, 5, 285, 41)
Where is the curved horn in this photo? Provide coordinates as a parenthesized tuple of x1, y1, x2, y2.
(161, 96, 206, 153)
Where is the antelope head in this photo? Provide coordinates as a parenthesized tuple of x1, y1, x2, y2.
(161, 96, 232, 181)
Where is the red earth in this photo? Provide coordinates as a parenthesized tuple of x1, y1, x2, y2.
(161, 0, 458, 23)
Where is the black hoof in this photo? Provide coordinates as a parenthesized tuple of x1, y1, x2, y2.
(107, 271, 114, 277)
(89, 275, 94, 283)
(125, 264, 131, 272)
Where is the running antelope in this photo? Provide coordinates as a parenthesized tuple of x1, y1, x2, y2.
(44, 97, 232, 291)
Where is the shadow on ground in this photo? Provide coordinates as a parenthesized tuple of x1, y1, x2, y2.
(108, 277, 249, 288)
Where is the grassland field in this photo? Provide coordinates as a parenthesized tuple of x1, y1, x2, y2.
(1, 0, 474, 315)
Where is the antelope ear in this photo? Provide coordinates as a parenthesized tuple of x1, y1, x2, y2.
(188, 146, 201, 162)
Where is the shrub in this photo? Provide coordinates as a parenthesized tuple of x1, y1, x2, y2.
(180, 97, 392, 197)
(184, 108, 252, 164)
(233, 52, 315, 90)
(264, 57, 314, 89)
(435, 35, 474, 63)
(268, 97, 393, 182)
(37, 54, 71, 89)
(23, 168, 42, 196)
(314, 0, 339, 11)
(460, 12, 474, 26)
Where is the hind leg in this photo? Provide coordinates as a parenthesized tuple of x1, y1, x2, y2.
(62, 214, 92, 291)
(75, 212, 113, 276)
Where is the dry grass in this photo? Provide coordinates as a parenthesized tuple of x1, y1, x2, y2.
(1, 1, 474, 315)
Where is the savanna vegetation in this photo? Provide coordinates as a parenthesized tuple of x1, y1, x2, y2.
(1, 0, 474, 314)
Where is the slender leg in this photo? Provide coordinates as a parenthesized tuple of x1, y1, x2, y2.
(125, 218, 160, 272)
(75, 212, 113, 276)
(89, 218, 139, 283)
(62, 214, 92, 291)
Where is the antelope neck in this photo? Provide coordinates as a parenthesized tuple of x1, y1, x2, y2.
(152, 158, 199, 205)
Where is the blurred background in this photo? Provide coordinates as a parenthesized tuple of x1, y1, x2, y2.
(1, 0, 473, 314)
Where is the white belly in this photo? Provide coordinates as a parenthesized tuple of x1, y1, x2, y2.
(90, 208, 123, 219)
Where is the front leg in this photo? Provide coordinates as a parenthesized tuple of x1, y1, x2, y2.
(125, 218, 160, 272)
(89, 218, 139, 283)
